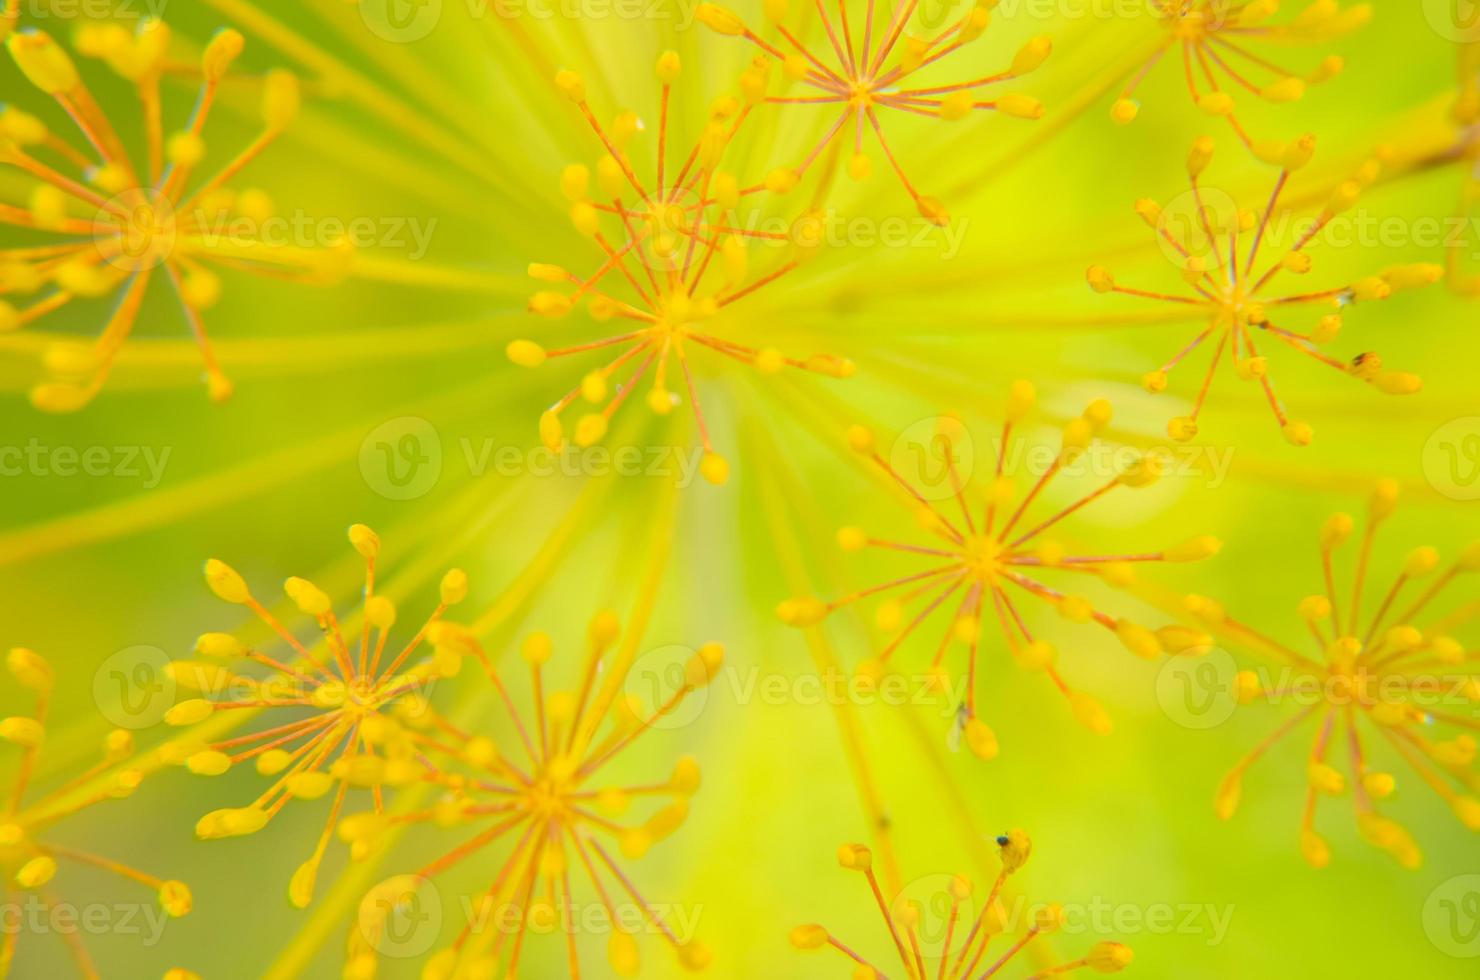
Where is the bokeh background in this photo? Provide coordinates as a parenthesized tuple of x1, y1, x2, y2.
(1, 0, 1478, 976)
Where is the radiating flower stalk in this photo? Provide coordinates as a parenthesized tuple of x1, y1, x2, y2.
(1088, 136, 1439, 445)
(779, 381, 1220, 756)
(696, 0, 1052, 224)
(162, 525, 468, 909)
(342, 612, 723, 978)
(1111, 0, 1366, 156)
(1205, 480, 1480, 869)
(1, 19, 348, 411)
(508, 51, 854, 485)
(1449, 40, 1480, 295)
(1, 648, 193, 977)
(790, 831, 1134, 979)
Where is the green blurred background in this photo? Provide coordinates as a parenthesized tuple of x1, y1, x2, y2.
(1, 0, 1478, 976)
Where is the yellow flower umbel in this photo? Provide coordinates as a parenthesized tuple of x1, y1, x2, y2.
(790, 832, 1133, 979)
(1087, 137, 1439, 446)
(1, 649, 192, 974)
(165, 525, 467, 909)
(1111, 1, 1366, 154)
(697, 1, 1050, 224)
(779, 381, 1220, 756)
(1208, 480, 1480, 869)
(508, 53, 853, 486)
(342, 612, 722, 978)
(2, 20, 343, 411)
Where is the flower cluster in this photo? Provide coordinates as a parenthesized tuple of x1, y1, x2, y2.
(343, 613, 722, 977)
(1, 649, 193, 976)
(781, 381, 1219, 754)
(507, 50, 855, 483)
(791, 832, 1134, 979)
(2, 20, 344, 411)
(1088, 137, 1438, 445)
(1207, 480, 1480, 869)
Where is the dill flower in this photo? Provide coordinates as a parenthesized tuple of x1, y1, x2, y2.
(162, 524, 468, 909)
(2, 19, 345, 411)
(507, 51, 854, 485)
(790, 831, 1134, 979)
(341, 612, 722, 978)
(778, 381, 1220, 757)
(1, 648, 193, 972)
(1087, 137, 1440, 446)
(696, 1, 1051, 224)
(1206, 480, 1480, 869)
(1111, 1, 1366, 155)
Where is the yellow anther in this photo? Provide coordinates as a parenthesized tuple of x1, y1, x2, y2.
(204, 559, 251, 603)
(8, 30, 80, 93)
